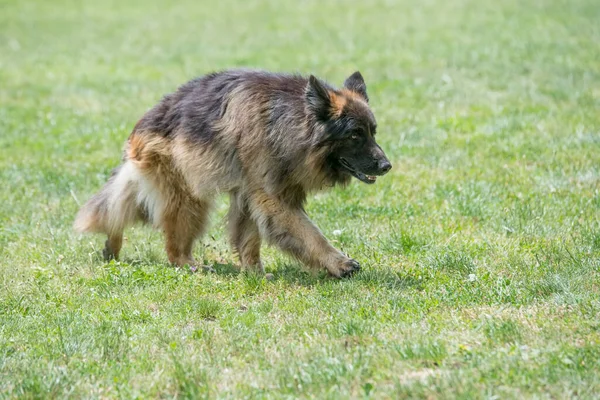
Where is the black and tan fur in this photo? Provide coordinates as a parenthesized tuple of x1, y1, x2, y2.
(74, 69, 391, 277)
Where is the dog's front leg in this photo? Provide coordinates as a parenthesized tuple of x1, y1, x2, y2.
(248, 191, 360, 278)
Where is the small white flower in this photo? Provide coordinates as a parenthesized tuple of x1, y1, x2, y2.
(468, 273, 477, 282)
(332, 229, 342, 236)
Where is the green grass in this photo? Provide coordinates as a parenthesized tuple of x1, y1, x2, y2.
(1, 0, 599, 398)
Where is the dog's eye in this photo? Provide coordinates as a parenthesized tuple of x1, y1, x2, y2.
(350, 131, 362, 140)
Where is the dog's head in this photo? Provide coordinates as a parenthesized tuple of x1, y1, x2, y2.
(306, 71, 391, 184)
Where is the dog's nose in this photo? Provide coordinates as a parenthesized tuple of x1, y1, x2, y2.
(378, 160, 392, 174)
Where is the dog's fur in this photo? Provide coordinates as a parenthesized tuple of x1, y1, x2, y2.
(74, 69, 391, 277)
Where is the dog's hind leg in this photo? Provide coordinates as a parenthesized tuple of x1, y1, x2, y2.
(103, 234, 123, 261)
(228, 191, 263, 273)
(162, 197, 213, 271)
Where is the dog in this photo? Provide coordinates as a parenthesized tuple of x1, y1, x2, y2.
(74, 69, 391, 277)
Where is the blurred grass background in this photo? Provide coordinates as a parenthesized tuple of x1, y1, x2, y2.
(1, 0, 599, 398)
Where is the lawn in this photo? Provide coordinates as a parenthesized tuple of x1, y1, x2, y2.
(1, 0, 599, 398)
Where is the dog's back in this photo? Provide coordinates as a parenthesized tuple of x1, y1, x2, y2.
(135, 70, 307, 141)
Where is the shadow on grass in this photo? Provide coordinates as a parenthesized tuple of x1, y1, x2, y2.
(119, 257, 240, 275)
(243, 262, 423, 291)
(100, 255, 421, 292)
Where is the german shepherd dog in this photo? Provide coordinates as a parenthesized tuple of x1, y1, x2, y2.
(74, 70, 391, 278)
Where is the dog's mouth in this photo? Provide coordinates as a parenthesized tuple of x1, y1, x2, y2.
(339, 158, 378, 184)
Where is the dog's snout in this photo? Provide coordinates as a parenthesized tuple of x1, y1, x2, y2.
(378, 159, 392, 174)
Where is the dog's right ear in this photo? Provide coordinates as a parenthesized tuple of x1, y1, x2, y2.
(344, 71, 368, 102)
(305, 75, 332, 121)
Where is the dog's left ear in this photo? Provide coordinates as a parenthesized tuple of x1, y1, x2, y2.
(306, 75, 333, 121)
(344, 71, 368, 102)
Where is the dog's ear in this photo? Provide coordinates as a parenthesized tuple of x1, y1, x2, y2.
(344, 71, 368, 102)
(306, 75, 332, 121)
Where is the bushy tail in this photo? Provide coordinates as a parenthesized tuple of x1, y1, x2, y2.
(74, 162, 140, 236)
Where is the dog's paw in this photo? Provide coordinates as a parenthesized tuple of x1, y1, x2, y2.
(102, 240, 116, 261)
(330, 258, 361, 278)
(242, 260, 265, 274)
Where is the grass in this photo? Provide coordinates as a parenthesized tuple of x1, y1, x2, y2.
(1, 0, 599, 398)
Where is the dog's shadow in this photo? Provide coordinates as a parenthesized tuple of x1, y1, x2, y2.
(212, 262, 423, 291)
(98, 251, 420, 292)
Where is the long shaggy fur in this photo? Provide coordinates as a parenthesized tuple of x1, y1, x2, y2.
(74, 69, 390, 277)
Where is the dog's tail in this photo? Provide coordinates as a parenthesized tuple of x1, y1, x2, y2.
(73, 162, 140, 236)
